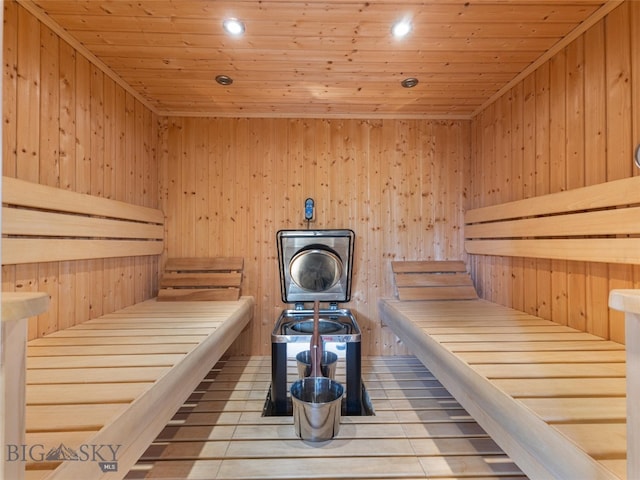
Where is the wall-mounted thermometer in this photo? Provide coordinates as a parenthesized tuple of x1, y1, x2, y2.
(304, 198, 314, 221)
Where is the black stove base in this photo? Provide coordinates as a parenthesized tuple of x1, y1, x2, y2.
(270, 341, 362, 415)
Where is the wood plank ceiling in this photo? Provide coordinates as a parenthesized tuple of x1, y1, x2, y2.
(23, 0, 614, 118)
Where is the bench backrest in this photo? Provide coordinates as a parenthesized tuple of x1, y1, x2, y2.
(158, 257, 244, 301)
(391, 260, 479, 301)
(464, 176, 640, 265)
(2, 177, 164, 265)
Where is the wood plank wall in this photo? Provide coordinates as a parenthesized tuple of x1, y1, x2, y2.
(1, 1, 160, 340)
(159, 118, 470, 356)
(468, 1, 640, 345)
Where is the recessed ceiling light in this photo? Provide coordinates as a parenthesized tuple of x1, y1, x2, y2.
(401, 77, 419, 88)
(223, 18, 245, 36)
(215, 75, 233, 85)
(392, 19, 412, 38)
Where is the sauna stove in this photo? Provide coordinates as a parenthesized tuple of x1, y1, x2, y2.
(270, 229, 362, 415)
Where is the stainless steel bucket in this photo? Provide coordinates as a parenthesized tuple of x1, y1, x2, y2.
(296, 350, 338, 379)
(290, 377, 343, 441)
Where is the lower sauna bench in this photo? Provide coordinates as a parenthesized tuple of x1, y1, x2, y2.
(23, 297, 254, 480)
(378, 297, 626, 480)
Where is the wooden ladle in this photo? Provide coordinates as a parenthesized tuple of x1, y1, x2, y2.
(309, 300, 323, 377)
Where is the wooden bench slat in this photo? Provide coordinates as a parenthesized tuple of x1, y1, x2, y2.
(464, 175, 640, 224)
(28, 353, 186, 369)
(456, 350, 626, 364)
(157, 288, 241, 301)
(465, 237, 640, 265)
(397, 285, 479, 301)
(158, 257, 244, 301)
(392, 261, 479, 301)
(474, 363, 626, 379)
(392, 260, 467, 273)
(27, 366, 171, 384)
(3, 176, 164, 224)
(27, 383, 153, 405)
(26, 404, 129, 432)
(2, 238, 163, 265)
(465, 206, 640, 238)
(554, 424, 627, 458)
(165, 257, 244, 272)
(520, 397, 626, 423)
(2, 207, 164, 239)
(395, 272, 474, 288)
(160, 272, 242, 288)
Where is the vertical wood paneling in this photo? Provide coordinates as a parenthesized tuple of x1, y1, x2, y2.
(510, 83, 525, 313)
(38, 24, 60, 337)
(605, 2, 634, 344)
(549, 49, 568, 329)
(565, 36, 587, 333)
(470, 1, 639, 343)
(521, 74, 537, 318)
(159, 118, 469, 356)
(2, 1, 160, 340)
(632, 1, 640, 317)
(584, 20, 610, 339)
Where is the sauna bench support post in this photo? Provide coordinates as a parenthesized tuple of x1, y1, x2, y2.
(1, 292, 50, 480)
(609, 289, 640, 480)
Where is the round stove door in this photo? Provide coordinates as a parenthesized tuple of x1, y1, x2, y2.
(289, 245, 342, 292)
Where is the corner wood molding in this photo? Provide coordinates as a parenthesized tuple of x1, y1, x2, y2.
(471, 0, 625, 118)
(16, 0, 159, 115)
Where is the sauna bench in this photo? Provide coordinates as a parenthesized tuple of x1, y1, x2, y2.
(609, 289, 640, 480)
(378, 261, 626, 480)
(23, 296, 254, 480)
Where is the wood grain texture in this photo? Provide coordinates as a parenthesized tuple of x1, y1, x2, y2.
(20, 0, 613, 118)
(379, 297, 625, 480)
(2, 1, 160, 339)
(159, 118, 469, 355)
(125, 356, 525, 480)
(468, 1, 640, 344)
(157, 257, 243, 301)
(23, 297, 254, 480)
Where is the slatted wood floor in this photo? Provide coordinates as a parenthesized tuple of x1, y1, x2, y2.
(23, 298, 254, 480)
(125, 355, 527, 479)
(379, 299, 627, 479)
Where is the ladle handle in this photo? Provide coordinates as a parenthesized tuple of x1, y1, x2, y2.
(310, 300, 323, 377)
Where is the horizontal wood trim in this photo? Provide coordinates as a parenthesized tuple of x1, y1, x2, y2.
(465, 238, 640, 265)
(465, 176, 640, 224)
(164, 257, 244, 272)
(2, 238, 163, 265)
(156, 288, 241, 301)
(398, 285, 479, 301)
(2, 207, 164, 239)
(465, 206, 640, 239)
(392, 260, 467, 274)
(395, 272, 474, 288)
(160, 272, 242, 288)
(3, 176, 164, 224)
